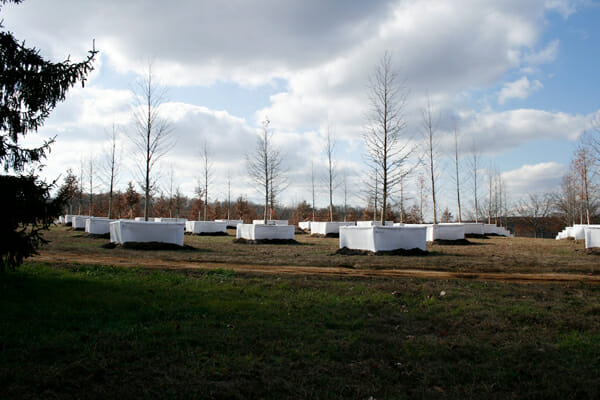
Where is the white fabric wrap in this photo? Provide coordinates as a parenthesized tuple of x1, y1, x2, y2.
(110, 220, 184, 246)
(339, 226, 427, 252)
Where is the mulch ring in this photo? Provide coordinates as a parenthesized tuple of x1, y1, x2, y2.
(575, 247, 600, 255)
(465, 234, 489, 239)
(87, 233, 111, 239)
(432, 238, 475, 246)
(233, 238, 300, 245)
(185, 231, 229, 236)
(334, 247, 428, 256)
(102, 242, 196, 251)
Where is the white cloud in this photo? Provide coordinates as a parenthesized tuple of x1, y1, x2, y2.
(501, 162, 565, 197)
(453, 108, 590, 155)
(497, 77, 543, 104)
(523, 40, 560, 66)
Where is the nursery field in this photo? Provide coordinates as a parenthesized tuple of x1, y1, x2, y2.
(32, 225, 600, 280)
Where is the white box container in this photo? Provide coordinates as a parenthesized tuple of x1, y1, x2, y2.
(310, 221, 355, 236)
(85, 217, 113, 235)
(298, 221, 312, 231)
(71, 216, 90, 230)
(339, 226, 427, 252)
(135, 217, 156, 222)
(110, 220, 185, 246)
(185, 221, 227, 234)
(236, 224, 295, 240)
(483, 224, 498, 235)
(215, 219, 244, 228)
(253, 219, 288, 226)
(154, 217, 187, 223)
(356, 221, 394, 227)
(426, 224, 465, 241)
(584, 226, 600, 249)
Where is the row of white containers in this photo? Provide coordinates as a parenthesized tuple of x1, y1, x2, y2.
(556, 224, 600, 249)
(58, 215, 515, 251)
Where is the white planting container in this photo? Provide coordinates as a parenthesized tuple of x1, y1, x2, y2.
(154, 217, 187, 223)
(584, 227, 600, 249)
(135, 217, 157, 222)
(339, 226, 427, 252)
(310, 221, 355, 235)
(298, 221, 312, 231)
(71, 216, 90, 230)
(215, 219, 244, 228)
(356, 221, 394, 227)
(85, 217, 113, 235)
(185, 221, 227, 234)
(426, 224, 465, 241)
(110, 220, 184, 246)
(451, 223, 484, 235)
(253, 219, 288, 226)
(483, 224, 499, 235)
(64, 215, 74, 224)
(236, 224, 295, 240)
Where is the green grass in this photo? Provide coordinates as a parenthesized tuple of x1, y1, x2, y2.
(2, 263, 600, 399)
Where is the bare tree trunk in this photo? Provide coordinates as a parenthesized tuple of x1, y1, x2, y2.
(325, 127, 336, 222)
(343, 173, 348, 222)
(227, 171, 231, 220)
(200, 140, 212, 222)
(87, 156, 94, 216)
(311, 161, 316, 221)
(107, 125, 119, 219)
(453, 125, 462, 223)
(422, 97, 438, 224)
(470, 142, 480, 223)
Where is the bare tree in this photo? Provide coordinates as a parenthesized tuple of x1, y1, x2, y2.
(421, 96, 439, 223)
(226, 170, 232, 220)
(100, 124, 120, 219)
(86, 155, 96, 216)
(342, 172, 349, 222)
(324, 125, 337, 221)
(78, 158, 85, 214)
(246, 118, 285, 223)
(164, 165, 178, 218)
(199, 139, 213, 221)
(452, 122, 462, 222)
(516, 193, 554, 238)
(468, 141, 481, 223)
(417, 173, 427, 223)
(363, 52, 414, 224)
(130, 64, 174, 221)
(311, 161, 316, 221)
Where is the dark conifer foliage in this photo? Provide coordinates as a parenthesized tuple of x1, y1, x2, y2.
(0, 0, 97, 270)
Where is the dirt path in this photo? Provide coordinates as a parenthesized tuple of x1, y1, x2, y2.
(33, 252, 600, 284)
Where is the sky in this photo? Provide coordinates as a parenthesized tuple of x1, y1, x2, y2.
(3, 0, 600, 219)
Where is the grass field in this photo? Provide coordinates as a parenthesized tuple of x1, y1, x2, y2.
(2, 227, 600, 399)
(38, 226, 600, 275)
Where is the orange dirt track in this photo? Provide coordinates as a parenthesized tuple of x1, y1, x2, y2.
(34, 252, 600, 285)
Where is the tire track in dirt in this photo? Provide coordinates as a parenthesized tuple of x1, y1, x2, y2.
(33, 252, 600, 284)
